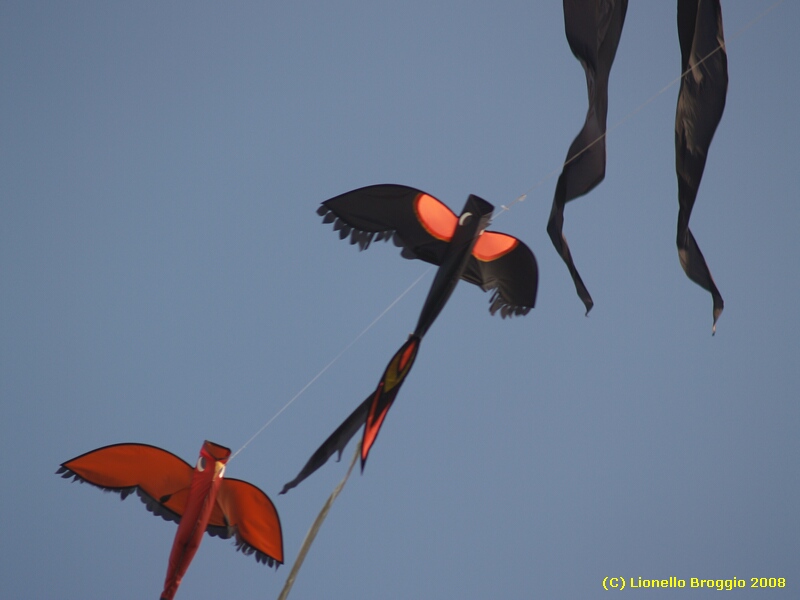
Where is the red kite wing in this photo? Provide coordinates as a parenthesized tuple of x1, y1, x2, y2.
(318, 184, 456, 265)
(463, 232, 538, 317)
(213, 478, 284, 567)
(57, 443, 193, 524)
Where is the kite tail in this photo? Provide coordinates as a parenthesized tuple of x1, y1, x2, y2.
(549, 0, 628, 314)
(360, 335, 420, 469)
(277, 443, 360, 600)
(675, 0, 728, 334)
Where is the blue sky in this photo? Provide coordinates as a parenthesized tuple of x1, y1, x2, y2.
(2, 2, 798, 598)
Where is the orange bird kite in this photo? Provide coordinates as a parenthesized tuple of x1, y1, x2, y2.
(58, 441, 283, 600)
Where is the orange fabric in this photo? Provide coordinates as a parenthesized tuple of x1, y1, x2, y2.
(383, 337, 419, 394)
(63, 444, 192, 514)
(362, 385, 386, 462)
(216, 479, 284, 563)
(202, 440, 231, 462)
(361, 337, 420, 462)
(473, 231, 518, 261)
(399, 341, 416, 371)
(63, 440, 283, 599)
(161, 446, 226, 600)
(414, 193, 456, 241)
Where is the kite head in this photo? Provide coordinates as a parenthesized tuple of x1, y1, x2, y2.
(458, 194, 493, 235)
(197, 441, 231, 482)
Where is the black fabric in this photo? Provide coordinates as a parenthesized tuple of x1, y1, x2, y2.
(318, 184, 452, 265)
(548, 0, 628, 314)
(675, 0, 727, 333)
(319, 184, 537, 318)
(283, 186, 539, 492)
(280, 394, 372, 494)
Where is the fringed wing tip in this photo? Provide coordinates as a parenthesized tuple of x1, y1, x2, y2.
(204, 522, 281, 567)
(56, 465, 182, 523)
(318, 204, 395, 251)
(137, 488, 181, 524)
(233, 535, 281, 568)
(56, 465, 138, 500)
(487, 290, 533, 319)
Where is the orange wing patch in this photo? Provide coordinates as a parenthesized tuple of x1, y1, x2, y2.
(473, 231, 518, 261)
(414, 193, 457, 241)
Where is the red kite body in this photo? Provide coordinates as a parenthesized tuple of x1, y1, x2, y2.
(58, 441, 283, 599)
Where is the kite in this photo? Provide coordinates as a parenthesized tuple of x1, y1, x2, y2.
(281, 184, 538, 493)
(548, 0, 628, 315)
(675, 0, 727, 333)
(58, 441, 283, 600)
(551, 0, 727, 332)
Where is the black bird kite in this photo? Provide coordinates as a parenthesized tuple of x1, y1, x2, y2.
(281, 184, 537, 493)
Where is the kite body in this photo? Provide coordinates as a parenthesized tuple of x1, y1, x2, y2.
(282, 185, 537, 492)
(160, 441, 228, 600)
(58, 441, 283, 599)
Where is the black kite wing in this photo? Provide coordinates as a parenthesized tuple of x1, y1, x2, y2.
(548, 0, 628, 314)
(321, 185, 538, 320)
(675, 0, 727, 333)
(318, 184, 457, 265)
(462, 231, 538, 317)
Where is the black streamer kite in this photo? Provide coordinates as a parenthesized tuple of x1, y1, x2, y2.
(552, 0, 727, 332)
(548, 0, 628, 316)
(675, 0, 727, 333)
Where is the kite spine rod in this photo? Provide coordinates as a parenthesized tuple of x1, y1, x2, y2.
(230, 267, 433, 461)
(491, 0, 786, 224)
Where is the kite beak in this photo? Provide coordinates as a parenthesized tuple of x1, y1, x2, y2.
(214, 461, 226, 479)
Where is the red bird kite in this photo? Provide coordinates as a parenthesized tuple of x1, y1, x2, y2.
(58, 441, 283, 600)
(281, 185, 537, 492)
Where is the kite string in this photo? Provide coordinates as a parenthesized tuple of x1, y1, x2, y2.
(230, 267, 432, 461)
(491, 0, 786, 223)
(276, 441, 361, 600)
